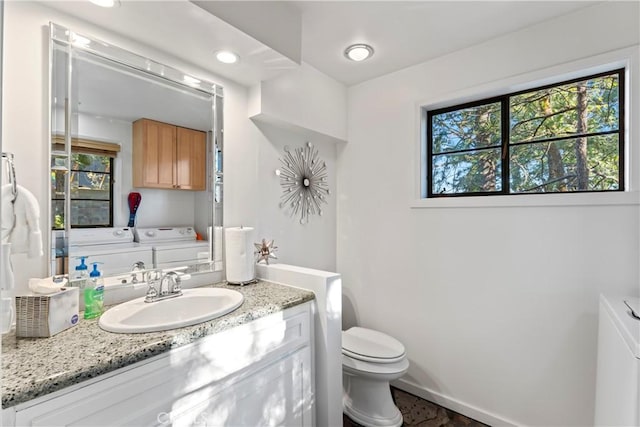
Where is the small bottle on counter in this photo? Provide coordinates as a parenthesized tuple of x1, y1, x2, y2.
(83, 263, 104, 319)
(73, 256, 89, 288)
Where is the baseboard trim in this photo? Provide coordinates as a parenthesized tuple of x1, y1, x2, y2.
(391, 378, 521, 427)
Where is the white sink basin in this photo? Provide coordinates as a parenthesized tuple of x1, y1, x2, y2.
(98, 287, 244, 333)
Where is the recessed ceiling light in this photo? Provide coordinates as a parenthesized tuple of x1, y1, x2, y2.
(344, 44, 374, 62)
(89, 0, 120, 7)
(215, 50, 239, 64)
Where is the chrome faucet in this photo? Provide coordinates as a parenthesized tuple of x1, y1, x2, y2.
(144, 271, 182, 303)
(130, 261, 146, 284)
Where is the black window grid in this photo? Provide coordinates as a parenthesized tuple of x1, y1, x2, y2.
(52, 157, 114, 228)
(426, 68, 625, 198)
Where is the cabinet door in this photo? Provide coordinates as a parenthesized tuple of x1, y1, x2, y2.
(133, 119, 176, 189)
(175, 127, 206, 191)
(164, 346, 313, 427)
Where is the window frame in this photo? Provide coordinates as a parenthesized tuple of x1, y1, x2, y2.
(425, 68, 625, 198)
(51, 153, 115, 229)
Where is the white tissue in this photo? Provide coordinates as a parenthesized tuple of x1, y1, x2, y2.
(28, 276, 68, 295)
(224, 227, 255, 284)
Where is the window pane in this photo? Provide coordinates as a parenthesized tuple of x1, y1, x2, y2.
(52, 200, 65, 230)
(71, 200, 111, 227)
(431, 102, 501, 154)
(510, 73, 619, 143)
(51, 170, 67, 197)
(52, 200, 112, 227)
(509, 134, 619, 193)
(70, 171, 110, 200)
(71, 153, 111, 172)
(432, 148, 502, 194)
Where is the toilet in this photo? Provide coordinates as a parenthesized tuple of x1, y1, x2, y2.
(342, 327, 409, 427)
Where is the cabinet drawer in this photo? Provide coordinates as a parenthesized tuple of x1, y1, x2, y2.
(14, 303, 312, 426)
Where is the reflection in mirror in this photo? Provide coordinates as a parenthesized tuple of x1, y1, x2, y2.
(49, 23, 223, 281)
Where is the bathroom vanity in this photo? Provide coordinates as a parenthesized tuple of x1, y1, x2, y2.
(1, 281, 315, 426)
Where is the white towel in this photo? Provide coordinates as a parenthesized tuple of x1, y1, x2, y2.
(1, 242, 14, 291)
(8, 185, 43, 258)
(1, 184, 15, 243)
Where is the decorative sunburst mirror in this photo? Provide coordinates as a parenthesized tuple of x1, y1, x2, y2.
(276, 142, 329, 224)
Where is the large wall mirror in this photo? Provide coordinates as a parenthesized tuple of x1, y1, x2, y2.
(49, 23, 223, 280)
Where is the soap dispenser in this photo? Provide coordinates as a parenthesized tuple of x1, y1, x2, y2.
(74, 256, 89, 287)
(84, 263, 105, 319)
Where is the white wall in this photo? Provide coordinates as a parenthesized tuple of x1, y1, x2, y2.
(338, 2, 640, 426)
(250, 62, 347, 142)
(2, 1, 338, 295)
(253, 121, 337, 272)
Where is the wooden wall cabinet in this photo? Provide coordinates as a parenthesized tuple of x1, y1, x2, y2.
(132, 118, 206, 191)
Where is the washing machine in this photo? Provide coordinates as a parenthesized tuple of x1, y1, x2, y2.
(594, 294, 640, 426)
(134, 227, 210, 269)
(68, 227, 153, 276)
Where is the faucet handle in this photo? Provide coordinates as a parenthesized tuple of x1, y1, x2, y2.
(164, 271, 182, 294)
(132, 261, 146, 271)
(171, 277, 181, 293)
(144, 283, 158, 302)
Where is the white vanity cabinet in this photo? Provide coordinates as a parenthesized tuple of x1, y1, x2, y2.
(3, 302, 314, 426)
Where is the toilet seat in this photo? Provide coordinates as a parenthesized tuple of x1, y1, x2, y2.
(342, 327, 406, 364)
(342, 327, 409, 427)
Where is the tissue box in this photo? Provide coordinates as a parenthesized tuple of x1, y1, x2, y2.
(15, 287, 79, 338)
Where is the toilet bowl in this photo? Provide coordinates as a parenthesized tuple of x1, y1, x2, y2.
(342, 327, 409, 427)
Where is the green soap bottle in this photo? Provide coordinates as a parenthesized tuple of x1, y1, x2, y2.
(84, 263, 105, 319)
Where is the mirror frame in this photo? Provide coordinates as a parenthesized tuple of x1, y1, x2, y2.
(48, 22, 224, 278)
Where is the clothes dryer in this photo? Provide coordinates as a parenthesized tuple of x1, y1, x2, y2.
(134, 227, 210, 269)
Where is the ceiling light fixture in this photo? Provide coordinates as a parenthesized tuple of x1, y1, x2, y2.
(89, 0, 120, 7)
(215, 50, 239, 64)
(344, 44, 374, 62)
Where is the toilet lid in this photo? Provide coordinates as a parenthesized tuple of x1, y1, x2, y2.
(342, 327, 405, 363)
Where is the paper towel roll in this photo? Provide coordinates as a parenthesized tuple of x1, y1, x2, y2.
(224, 227, 256, 284)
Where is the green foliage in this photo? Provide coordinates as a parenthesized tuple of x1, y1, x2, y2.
(430, 72, 620, 195)
(54, 214, 64, 229)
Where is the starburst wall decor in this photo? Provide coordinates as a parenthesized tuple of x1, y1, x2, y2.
(277, 142, 330, 224)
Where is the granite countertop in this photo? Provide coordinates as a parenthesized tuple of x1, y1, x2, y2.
(1, 280, 315, 409)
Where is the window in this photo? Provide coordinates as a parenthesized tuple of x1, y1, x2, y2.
(51, 137, 119, 229)
(426, 69, 624, 197)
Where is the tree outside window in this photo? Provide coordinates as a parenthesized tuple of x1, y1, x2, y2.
(427, 69, 624, 197)
(52, 153, 113, 228)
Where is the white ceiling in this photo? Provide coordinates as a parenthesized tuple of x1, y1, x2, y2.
(43, 0, 597, 88)
(294, 1, 596, 85)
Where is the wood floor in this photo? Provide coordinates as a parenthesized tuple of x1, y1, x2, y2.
(343, 387, 489, 427)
